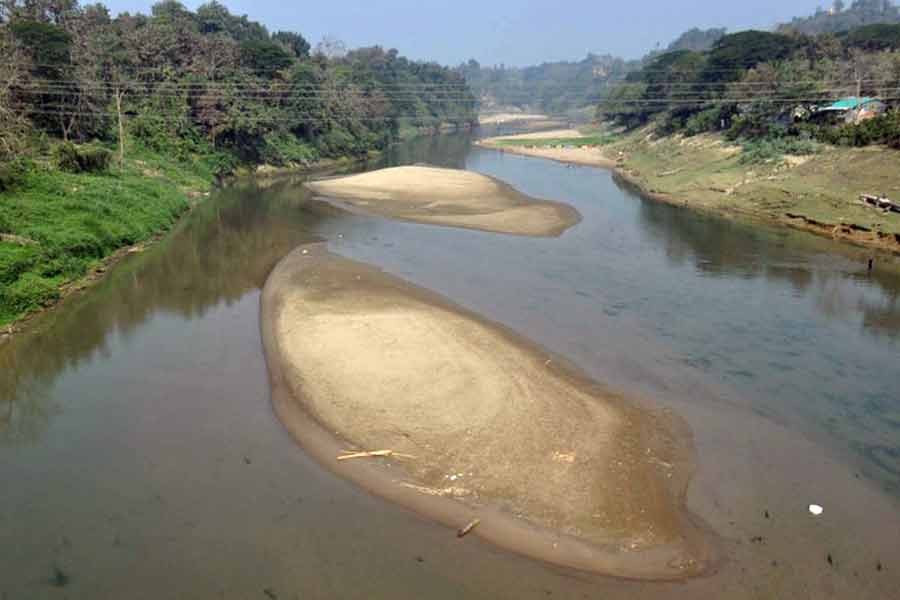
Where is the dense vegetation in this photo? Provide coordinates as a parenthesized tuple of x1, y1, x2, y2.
(598, 25, 900, 152)
(779, 0, 900, 36)
(0, 0, 476, 325)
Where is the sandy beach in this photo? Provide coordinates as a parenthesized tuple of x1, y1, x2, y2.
(261, 244, 716, 579)
(304, 165, 581, 237)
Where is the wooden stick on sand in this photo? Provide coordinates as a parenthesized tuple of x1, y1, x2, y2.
(337, 449, 415, 461)
(457, 518, 481, 538)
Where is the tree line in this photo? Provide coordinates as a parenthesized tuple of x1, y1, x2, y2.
(0, 0, 477, 186)
(598, 25, 900, 149)
(779, 0, 900, 36)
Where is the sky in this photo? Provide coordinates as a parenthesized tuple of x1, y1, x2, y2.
(100, 0, 829, 66)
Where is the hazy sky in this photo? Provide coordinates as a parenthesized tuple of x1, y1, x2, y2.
(101, 0, 828, 66)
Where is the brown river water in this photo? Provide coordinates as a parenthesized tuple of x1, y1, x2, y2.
(1, 132, 899, 598)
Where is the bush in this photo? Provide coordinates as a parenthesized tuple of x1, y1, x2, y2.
(0, 243, 40, 286)
(260, 132, 319, 166)
(0, 272, 59, 315)
(0, 159, 29, 192)
(200, 151, 239, 180)
(315, 126, 359, 157)
(739, 136, 820, 164)
(684, 107, 727, 136)
(809, 111, 900, 148)
(53, 142, 112, 173)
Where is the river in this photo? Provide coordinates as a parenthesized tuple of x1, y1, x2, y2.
(1, 132, 898, 598)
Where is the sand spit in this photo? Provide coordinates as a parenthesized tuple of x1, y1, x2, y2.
(261, 245, 717, 579)
(304, 166, 580, 237)
(477, 129, 617, 168)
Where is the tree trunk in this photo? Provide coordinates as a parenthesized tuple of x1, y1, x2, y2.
(115, 87, 125, 164)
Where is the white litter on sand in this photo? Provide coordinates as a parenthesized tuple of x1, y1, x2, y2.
(809, 504, 824, 516)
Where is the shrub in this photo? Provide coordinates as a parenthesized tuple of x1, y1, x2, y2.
(0, 243, 40, 286)
(53, 142, 112, 173)
(684, 107, 727, 136)
(0, 272, 59, 315)
(260, 132, 319, 166)
(0, 159, 29, 192)
(810, 111, 900, 148)
(739, 136, 820, 164)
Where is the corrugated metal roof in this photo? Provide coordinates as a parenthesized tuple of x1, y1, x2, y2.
(822, 97, 877, 111)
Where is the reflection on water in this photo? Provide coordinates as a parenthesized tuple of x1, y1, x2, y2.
(630, 175, 900, 341)
(0, 180, 328, 446)
(1, 133, 899, 598)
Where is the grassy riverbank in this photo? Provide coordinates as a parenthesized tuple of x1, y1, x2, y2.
(0, 148, 220, 328)
(481, 127, 900, 253)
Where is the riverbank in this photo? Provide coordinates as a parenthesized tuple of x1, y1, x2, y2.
(0, 150, 210, 332)
(304, 165, 581, 236)
(261, 244, 716, 579)
(0, 149, 369, 335)
(478, 128, 900, 254)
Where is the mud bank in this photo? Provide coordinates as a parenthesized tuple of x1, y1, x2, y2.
(304, 166, 581, 237)
(261, 244, 717, 579)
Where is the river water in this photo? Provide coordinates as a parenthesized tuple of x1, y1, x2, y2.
(1, 133, 898, 598)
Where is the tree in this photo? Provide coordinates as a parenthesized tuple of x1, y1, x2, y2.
(240, 39, 292, 74)
(315, 35, 346, 59)
(272, 30, 309, 58)
(0, 24, 30, 163)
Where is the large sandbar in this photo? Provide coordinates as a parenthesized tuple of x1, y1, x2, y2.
(261, 245, 716, 579)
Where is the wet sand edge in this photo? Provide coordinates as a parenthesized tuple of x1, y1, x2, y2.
(304, 167, 582, 238)
(260, 245, 721, 580)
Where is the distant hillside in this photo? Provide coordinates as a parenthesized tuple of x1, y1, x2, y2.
(779, 0, 900, 35)
(458, 54, 639, 117)
(666, 27, 727, 52)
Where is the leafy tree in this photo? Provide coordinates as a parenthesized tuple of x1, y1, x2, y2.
(240, 39, 292, 74)
(845, 22, 900, 49)
(272, 30, 310, 58)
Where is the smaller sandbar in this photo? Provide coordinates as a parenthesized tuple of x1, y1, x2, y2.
(478, 113, 550, 125)
(478, 129, 617, 168)
(261, 245, 717, 579)
(304, 166, 580, 237)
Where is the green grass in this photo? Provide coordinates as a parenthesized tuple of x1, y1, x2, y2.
(492, 135, 613, 148)
(0, 148, 212, 326)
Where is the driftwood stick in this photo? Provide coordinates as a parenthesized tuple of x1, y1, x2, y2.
(337, 449, 415, 461)
(457, 518, 481, 538)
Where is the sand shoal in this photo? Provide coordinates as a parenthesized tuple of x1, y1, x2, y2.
(478, 113, 550, 125)
(304, 166, 581, 237)
(477, 129, 617, 168)
(261, 245, 716, 579)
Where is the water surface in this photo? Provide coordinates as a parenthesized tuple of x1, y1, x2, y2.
(2, 133, 899, 599)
